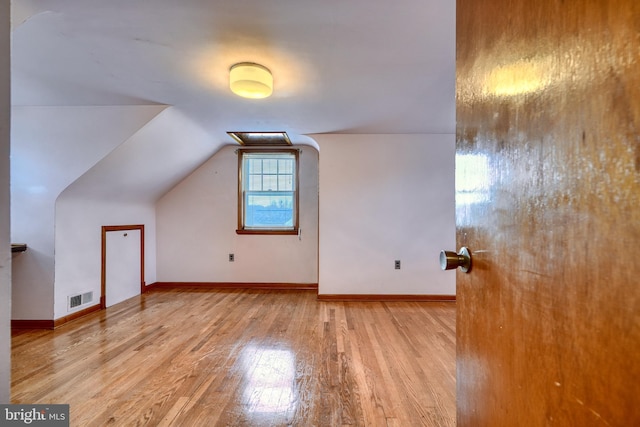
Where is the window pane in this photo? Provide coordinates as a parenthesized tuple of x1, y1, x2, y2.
(278, 175, 293, 191)
(248, 175, 262, 191)
(263, 159, 278, 174)
(248, 159, 262, 174)
(263, 175, 278, 191)
(240, 151, 298, 232)
(278, 159, 293, 174)
(245, 193, 294, 227)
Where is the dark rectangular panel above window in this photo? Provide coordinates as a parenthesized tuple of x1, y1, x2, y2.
(228, 131, 292, 146)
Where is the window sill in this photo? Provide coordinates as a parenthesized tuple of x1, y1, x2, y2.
(236, 229, 298, 235)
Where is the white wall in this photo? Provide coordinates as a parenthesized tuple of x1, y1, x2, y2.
(156, 145, 319, 284)
(53, 198, 156, 319)
(0, 0, 10, 403)
(61, 108, 216, 204)
(10, 105, 165, 319)
(11, 105, 217, 321)
(315, 134, 455, 295)
(53, 107, 215, 319)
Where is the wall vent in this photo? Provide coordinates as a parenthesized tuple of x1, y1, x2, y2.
(68, 291, 93, 311)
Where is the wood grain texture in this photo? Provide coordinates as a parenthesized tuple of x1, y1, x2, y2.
(53, 304, 102, 328)
(148, 282, 319, 291)
(12, 288, 455, 426)
(456, 0, 640, 425)
(317, 294, 456, 302)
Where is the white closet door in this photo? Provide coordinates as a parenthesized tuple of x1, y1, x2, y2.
(105, 229, 141, 307)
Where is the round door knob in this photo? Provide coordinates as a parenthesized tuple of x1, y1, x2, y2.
(440, 247, 471, 273)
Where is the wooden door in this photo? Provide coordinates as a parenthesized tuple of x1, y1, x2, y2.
(456, 0, 640, 425)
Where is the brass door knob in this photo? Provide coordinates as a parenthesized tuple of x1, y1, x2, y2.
(440, 247, 471, 273)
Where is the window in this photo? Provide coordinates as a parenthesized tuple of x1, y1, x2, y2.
(237, 149, 299, 234)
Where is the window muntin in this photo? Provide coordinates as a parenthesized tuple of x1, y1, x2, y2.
(238, 149, 299, 234)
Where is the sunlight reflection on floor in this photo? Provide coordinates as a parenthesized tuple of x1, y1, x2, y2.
(240, 345, 297, 415)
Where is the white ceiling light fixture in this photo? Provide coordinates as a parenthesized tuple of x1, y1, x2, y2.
(229, 62, 273, 99)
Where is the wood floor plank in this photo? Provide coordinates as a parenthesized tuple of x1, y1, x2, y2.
(12, 288, 456, 426)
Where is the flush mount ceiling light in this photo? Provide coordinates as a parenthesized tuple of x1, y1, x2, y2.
(227, 131, 292, 146)
(229, 62, 273, 99)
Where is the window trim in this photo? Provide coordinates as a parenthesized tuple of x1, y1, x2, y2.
(236, 148, 300, 235)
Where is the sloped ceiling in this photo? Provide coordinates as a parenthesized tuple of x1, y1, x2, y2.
(59, 107, 216, 203)
(11, 0, 456, 141)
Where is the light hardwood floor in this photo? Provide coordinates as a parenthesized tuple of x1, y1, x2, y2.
(12, 288, 456, 426)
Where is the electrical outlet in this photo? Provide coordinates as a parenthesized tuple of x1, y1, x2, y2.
(229, 253, 235, 262)
(395, 260, 401, 270)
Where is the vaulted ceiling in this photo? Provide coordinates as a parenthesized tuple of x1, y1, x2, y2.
(11, 0, 455, 143)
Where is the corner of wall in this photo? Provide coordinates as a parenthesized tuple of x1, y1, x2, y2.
(0, 0, 11, 404)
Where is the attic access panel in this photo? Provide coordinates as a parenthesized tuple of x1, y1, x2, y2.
(227, 131, 292, 146)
